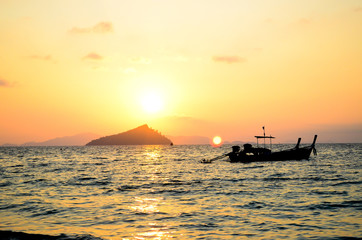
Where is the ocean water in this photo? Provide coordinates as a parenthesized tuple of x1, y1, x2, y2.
(0, 144, 361, 240)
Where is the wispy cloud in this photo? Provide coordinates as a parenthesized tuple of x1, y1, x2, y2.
(28, 54, 56, 63)
(264, 18, 274, 24)
(82, 52, 103, 61)
(123, 68, 137, 75)
(297, 18, 311, 25)
(69, 22, 114, 34)
(0, 78, 11, 87)
(163, 55, 189, 62)
(129, 57, 152, 64)
(212, 55, 246, 64)
(354, 7, 362, 12)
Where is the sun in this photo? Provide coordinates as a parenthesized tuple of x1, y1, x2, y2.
(212, 136, 223, 147)
(141, 92, 163, 114)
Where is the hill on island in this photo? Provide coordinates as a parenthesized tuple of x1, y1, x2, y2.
(86, 124, 173, 146)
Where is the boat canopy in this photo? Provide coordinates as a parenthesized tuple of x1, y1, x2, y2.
(254, 136, 275, 139)
(254, 135, 275, 149)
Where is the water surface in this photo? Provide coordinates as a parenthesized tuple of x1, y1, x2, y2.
(0, 144, 361, 239)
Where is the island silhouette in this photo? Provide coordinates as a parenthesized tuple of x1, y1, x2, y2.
(86, 124, 173, 146)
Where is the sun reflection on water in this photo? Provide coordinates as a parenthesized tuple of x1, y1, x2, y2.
(135, 223, 172, 240)
(130, 197, 174, 239)
(131, 197, 161, 214)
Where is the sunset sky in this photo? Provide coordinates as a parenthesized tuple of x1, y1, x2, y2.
(1, 0, 361, 144)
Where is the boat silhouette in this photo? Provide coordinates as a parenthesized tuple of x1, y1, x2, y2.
(227, 134, 317, 163)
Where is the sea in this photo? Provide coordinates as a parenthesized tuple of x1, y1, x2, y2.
(0, 144, 361, 240)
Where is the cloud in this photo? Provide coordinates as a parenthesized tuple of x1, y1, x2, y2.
(0, 78, 11, 87)
(354, 7, 362, 12)
(82, 52, 103, 61)
(264, 18, 274, 24)
(129, 57, 152, 64)
(69, 22, 113, 34)
(298, 18, 311, 25)
(123, 68, 137, 74)
(29, 54, 56, 63)
(163, 55, 189, 62)
(0, 78, 16, 87)
(212, 55, 246, 64)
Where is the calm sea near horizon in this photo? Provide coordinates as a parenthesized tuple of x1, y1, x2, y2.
(0, 144, 361, 239)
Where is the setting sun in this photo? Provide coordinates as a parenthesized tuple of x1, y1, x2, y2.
(141, 92, 163, 114)
(212, 136, 222, 147)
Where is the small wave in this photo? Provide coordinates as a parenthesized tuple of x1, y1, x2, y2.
(236, 201, 268, 209)
(30, 209, 61, 217)
(0, 230, 105, 240)
(78, 177, 97, 181)
(226, 178, 245, 183)
(286, 222, 326, 230)
(243, 165, 264, 169)
(9, 164, 24, 168)
(66, 176, 111, 186)
(332, 181, 362, 186)
(310, 190, 348, 196)
(263, 177, 291, 181)
(37, 163, 50, 167)
(150, 189, 192, 195)
(0, 203, 21, 210)
(160, 179, 202, 187)
(117, 185, 139, 191)
(161, 180, 184, 186)
(179, 222, 219, 230)
(174, 158, 186, 161)
(116, 180, 202, 192)
(0, 180, 12, 187)
(134, 211, 168, 216)
(92, 157, 108, 160)
(26, 157, 43, 161)
(310, 237, 362, 240)
(308, 200, 362, 210)
(13, 192, 32, 197)
(23, 178, 48, 184)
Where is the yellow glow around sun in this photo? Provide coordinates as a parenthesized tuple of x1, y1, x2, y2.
(141, 91, 163, 114)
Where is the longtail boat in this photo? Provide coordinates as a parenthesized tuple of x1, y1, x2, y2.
(227, 134, 317, 163)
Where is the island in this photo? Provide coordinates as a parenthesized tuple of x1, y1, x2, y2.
(85, 124, 173, 146)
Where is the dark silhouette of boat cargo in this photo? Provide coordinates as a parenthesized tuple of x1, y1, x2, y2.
(227, 135, 317, 163)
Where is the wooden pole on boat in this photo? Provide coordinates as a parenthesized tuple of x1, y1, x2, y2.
(295, 138, 301, 149)
(263, 126, 266, 148)
(312, 135, 318, 146)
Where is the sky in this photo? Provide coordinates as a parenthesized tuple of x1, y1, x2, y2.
(0, 0, 361, 144)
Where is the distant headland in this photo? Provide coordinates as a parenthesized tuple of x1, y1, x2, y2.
(86, 124, 173, 146)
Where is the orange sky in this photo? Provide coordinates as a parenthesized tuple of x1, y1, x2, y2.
(1, 0, 361, 144)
